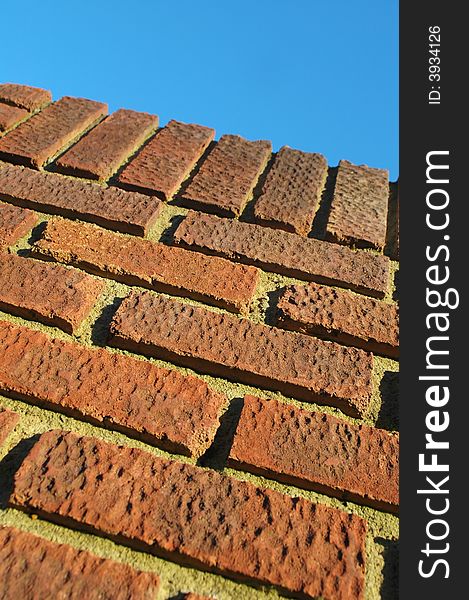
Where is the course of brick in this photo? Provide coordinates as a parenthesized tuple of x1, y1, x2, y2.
(11, 430, 367, 600)
(32, 219, 260, 314)
(179, 135, 272, 217)
(0, 526, 161, 600)
(0, 83, 51, 111)
(229, 395, 399, 513)
(277, 282, 399, 358)
(0, 202, 37, 246)
(0, 104, 29, 133)
(174, 211, 391, 298)
(0, 408, 19, 447)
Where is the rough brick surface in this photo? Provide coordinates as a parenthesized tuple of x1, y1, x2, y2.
(0, 83, 51, 111)
(326, 160, 389, 250)
(179, 135, 272, 217)
(0, 320, 225, 457)
(55, 109, 158, 181)
(110, 292, 373, 417)
(174, 211, 390, 298)
(0, 104, 29, 132)
(0, 409, 19, 447)
(11, 430, 367, 599)
(33, 219, 260, 314)
(277, 282, 399, 358)
(0, 163, 162, 235)
(229, 396, 399, 513)
(118, 120, 215, 199)
(0, 526, 160, 600)
(253, 146, 328, 235)
(0, 202, 37, 246)
(0, 253, 105, 333)
(0, 96, 107, 168)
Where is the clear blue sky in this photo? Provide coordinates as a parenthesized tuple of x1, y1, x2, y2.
(2, 0, 398, 179)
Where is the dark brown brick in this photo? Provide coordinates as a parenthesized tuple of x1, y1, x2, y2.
(174, 211, 390, 298)
(0, 409, 19, 447)
(0, 202, 37, 246)
(11, 430, 367, 599)
(0, 83, 52, 111)
(0, 163, 162, 235)
(0, 104, 29, 132)
(0, 96, 107, 168)
(0, 253, 105, 333)
(0, 320, 225, 457)
(0, 526, 160, 600)
(326, 160, 389, 250)
(110, 292, 373, 417)
(33, 219, 259, 314)
(55, 109, 159, 181)
(118, 120, 215, 199)
(229, 395, 399, 513)
(386, 182, 399, 260)
(179, 135, 272, 217)
(253, 146, 328, 235)
(277, 282, 399, 358)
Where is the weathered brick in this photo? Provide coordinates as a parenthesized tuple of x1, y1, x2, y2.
(0, 320, 225, 457)
(253, 146, 328, 235)
(326, 160, 389, 250)
(0, 104, 29, 132)
(118, 120, 215, 199)
(229, 395, 399, 513)
(0, 83, 51, 111)
(277, 282, 399, 358)
(0, 163, 162, 235)
(0, 526, 160, 600)
(0, 253, 105, 333)
(110, 292, 373, 417)
(174, 211, 390, 298)
(179, 135, 272, 217)
(0, 96, 107, 168)
(33, 219, 259, 314)
(11, 430, 367, 599)
(0, 202, 37, 246)
(55, 109, 159, 181)
(0, 408, 19, 447)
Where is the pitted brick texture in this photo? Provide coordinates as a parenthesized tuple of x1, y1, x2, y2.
(0, 254, 104, 333)
(253, 146, 328, 235)
(0, 202, 37, 246)
(33, 219, 259, 314)
(174, 211, 390, 298)
(11, 430, 367, 599)
(180, 135, 272, 217)
(55, 109, 158, 181)
(326, 160, 389, 250)
(0, 96, 107, 168)
(118, 120, 215, 199)
(277, 282, 399, 358)
(0, 163, 162, 235)
(229, 396, 399, 513)
(0, 104, 29, 132)
(0, 526, 160, 600)
(0, 320, 225, 456)
(0, 408, 19, 447)
(110, 292, 373, 417)
(0, 84, 51, 111)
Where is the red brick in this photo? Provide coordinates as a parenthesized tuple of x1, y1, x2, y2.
(0, 408, 19, 447)
(277, 282, 399, 358)
(229, 395, 399, 513)
(0, 526, 160, 600)
(118, 120, 215, 199)
(174, 211, 390, 298)
(33, 219, 260, 314)
(0, 104, 29, 132)
(0, 320, 225, 457)
(0, 163, 162, 235)
(0, 83, 52, 111)
(326, 160, 389, 250)
(55, 109, 159, 181)
(253, 146, 328, 235)
(0, 202, 37, 246)
(0, 96, 107, 168)
(11, 430, 367, 600)
(110, 292, 373, 417)
(179, 135, 272, 217)
(0, 253, 105, 333)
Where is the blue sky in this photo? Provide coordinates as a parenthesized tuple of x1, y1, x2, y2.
(2, 0, 398, 179)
